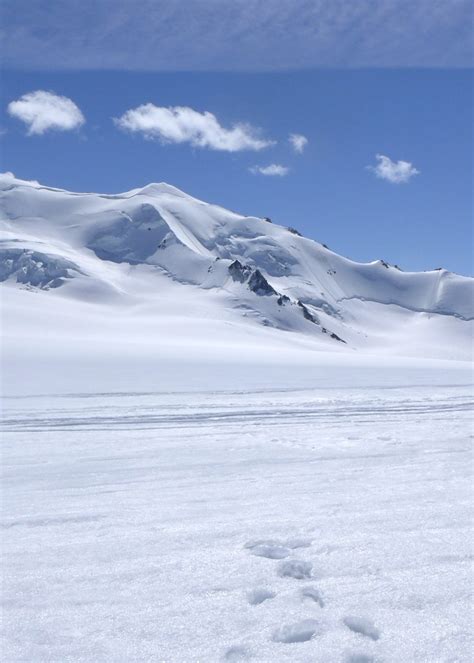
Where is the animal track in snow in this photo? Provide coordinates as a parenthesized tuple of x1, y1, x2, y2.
(272, 618, 320, 643)
(301, 586, 324, 607)
(223, 645, 251, 661)
(343, 616, 380, 641)
(246, 542, 291, 559)
(277, 559, 312, 579)
(243, 535, 380, 657)
(244, 537, 312, 560)
(247, 588, 276, 605)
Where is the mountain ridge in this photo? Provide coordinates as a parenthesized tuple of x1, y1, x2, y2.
(1, 172, 472, 362)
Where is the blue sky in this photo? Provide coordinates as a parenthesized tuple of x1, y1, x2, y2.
(1, 1, 472, 275)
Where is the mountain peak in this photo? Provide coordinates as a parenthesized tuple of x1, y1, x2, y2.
(0, 176, 472, 360)
(123, 181, 195, 200)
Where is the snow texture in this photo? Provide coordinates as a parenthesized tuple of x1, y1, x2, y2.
(1, 381, 472, 661)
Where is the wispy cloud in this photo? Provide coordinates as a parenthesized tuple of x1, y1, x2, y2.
(289, 133, 308, 153)
(368, 154, 420, 184)
(7, 90, 85, 135)
(249, 164, 289, 176)
(2, 1, 471, 71)
(115, 104, 273, 152)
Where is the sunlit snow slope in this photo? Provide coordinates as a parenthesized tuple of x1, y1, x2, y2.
(1, 172, 472, 394)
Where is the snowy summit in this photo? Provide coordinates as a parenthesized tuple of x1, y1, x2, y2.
(0, 172, 472, 384)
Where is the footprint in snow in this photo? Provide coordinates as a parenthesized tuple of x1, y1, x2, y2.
(272, 619, 320, 643)
(277, 559, 312, 580)
(246, 541, 290, 559)
(247, 588, 276, 605)
(244, 538, 312, 560)
(343, 616, 380, 641)
(223, 645, 251, 661)
(301, 586, 324, 607)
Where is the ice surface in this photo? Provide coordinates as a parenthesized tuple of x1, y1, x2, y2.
(2, 380, 472, 661)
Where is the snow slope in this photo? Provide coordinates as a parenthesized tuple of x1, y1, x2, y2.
(1, 174, 473, 661)
(0, 172, 472, 394)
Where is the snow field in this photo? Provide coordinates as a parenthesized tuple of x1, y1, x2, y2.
(1, 379, 472, 661)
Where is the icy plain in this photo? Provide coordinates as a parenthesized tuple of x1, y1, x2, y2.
(2, 368, 473, 662)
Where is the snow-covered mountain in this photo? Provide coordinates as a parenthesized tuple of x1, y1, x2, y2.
(2, 173, 473, 661)
(1, 171, 472, 389)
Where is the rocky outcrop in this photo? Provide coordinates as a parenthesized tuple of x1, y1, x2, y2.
(228, 259, 253, 283)
(228, 260, 277, 296)
(297, 300, 319, 324)
(287, 227, 302, 236)
(227, 259, 345, 342)
(323, 328, 346, 343)
(248, 269, 278, 296)
(298, 299, 346, 342)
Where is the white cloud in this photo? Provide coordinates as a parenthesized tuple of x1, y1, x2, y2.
(114, 104, 273, 152)
(368, 153, 420, 184)
(289, 133, 308, 153)
(7, 90, 85, 135)
(2, 1, 471, 70)
(249, 164, 289, 177)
